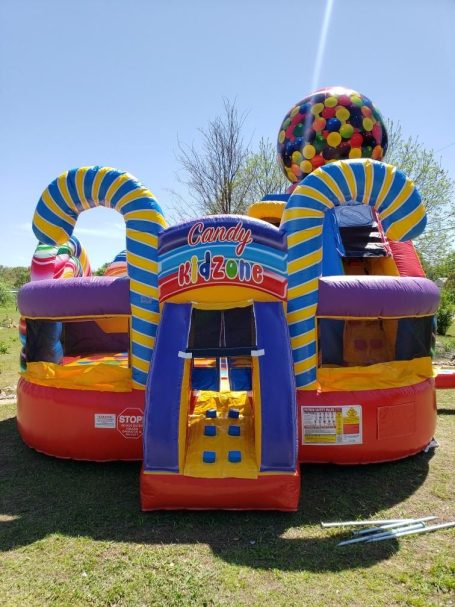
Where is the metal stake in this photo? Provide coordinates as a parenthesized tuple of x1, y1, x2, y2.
(353, 516, 437, 536)
(338, 522, 426, 546)
(366, 522, 455, 543)
(322, 518, 417, 528)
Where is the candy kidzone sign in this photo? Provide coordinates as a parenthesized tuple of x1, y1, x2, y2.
(158, 219, 288, 301)
(187, 221, 253, 255)
(179, 221, 261, 287)
(178, 251, 263, 287)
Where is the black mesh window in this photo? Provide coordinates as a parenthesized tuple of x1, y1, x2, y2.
(188, 307, 255, 350)
(395, 317, 434, 361)
(319, 316, 434, 367)
(224, 307, 256, 348)
(188, 310, 222, 349)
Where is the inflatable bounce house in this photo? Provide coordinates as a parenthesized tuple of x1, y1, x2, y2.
(17, 87, 442, 511)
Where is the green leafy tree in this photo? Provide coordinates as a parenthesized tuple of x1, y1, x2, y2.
(237, 137, 288, 205)
(436, 289, 454, 335)
(384, 120, 455, 266)
(12, 267, 30, 289)
(423, 249, 455, 285)
(0, 281, 12, 307)
(0, 266, 30, 289)
(94, 262, 110, 276)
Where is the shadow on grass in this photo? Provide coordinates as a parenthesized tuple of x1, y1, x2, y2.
(0, 415, 433, 572)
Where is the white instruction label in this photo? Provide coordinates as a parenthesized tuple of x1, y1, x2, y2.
(302, 405, 362, 445)
(94, 413, 116, 429)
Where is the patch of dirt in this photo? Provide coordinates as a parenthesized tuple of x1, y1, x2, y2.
(0, 385, 16, 401)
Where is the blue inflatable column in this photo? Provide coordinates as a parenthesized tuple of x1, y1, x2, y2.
(253, 302, 297, 472)
(143, 303, 192, 472)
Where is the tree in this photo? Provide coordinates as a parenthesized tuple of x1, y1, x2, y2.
(176, 99, 253, 216)
(94, 262, 109, 276)
(0, 266, 30, 289)
(423, 250, 455, 282)
(0, 281, 12, 307)
(384, 120, 455, 266)
(237, 137, 288, 205)
(175, 103, 289, 218)
(12, 267, 30, 289)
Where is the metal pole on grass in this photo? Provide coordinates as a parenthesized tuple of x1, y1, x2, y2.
(365, 522, 455, 543)
(352, 516, 437, 536)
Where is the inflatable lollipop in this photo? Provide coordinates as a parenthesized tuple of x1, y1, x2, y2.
(277, 86, 388, 183)
(104, 250, 127, 277)
(31, 236, 91, 280)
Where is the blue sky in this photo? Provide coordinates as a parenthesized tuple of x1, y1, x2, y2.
(1, 0, 454, 269)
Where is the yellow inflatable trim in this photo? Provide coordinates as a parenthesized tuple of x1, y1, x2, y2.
(178, 359, 192, 472)
(21, 313, 130, 321)
(247, 200, 285, 223)
(317, 357, 434, 392)
(22, 361, 132, 392)
(164, 284, 283, 304)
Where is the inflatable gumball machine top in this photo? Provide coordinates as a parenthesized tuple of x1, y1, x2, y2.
(277, 86, 388, 185)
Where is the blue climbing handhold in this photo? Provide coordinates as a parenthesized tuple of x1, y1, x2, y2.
(206, 409, 217, 419)
(203, 451, 216, 463)
(228, 425, 241, 436)
(228, 408, 240, 419)
(228, 450, 242, 463)
(204, 425, 217, 437)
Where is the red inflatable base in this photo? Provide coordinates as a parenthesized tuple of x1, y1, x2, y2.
(298, 379, 436, 464)
(17, 378, 144, 461)
(140, 470, 301, 511)
(435, 369, 455, 389)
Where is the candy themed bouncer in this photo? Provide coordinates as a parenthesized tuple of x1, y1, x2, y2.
(17, 87, 442, 511)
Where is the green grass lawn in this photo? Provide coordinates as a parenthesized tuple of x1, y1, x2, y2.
(0, 304, 454, 607)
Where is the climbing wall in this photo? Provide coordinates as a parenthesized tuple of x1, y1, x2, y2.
(183, 391, 257, 479)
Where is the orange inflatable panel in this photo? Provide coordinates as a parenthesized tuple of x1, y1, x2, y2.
(298, 379, 436, 464)
(140, 470, 301, 511)
(17, 378, 144, 461)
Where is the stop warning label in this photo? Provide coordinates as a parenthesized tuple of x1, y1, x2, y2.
(117, 408, 143, 439)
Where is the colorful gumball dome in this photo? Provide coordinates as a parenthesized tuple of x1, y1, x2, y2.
(277, 86, 388, 183)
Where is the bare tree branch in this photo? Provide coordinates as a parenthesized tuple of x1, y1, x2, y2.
(176, 99, 252, 215)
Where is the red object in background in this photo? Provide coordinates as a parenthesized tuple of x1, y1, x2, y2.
(140, 470, 301, 511)
(389, 240, 426, 277)
(17, 378, 144, 461)
(297, 379, 436, 464)
(435, 369, 455, 389)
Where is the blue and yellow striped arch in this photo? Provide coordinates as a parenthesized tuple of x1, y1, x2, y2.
(32, 166, 167, 389)
(281, 158, 427, 390)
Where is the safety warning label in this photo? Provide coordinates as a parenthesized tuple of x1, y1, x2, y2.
(301, 405, 362, 445)
(94, 413, 116, 429)
(117, 408, 143, 439)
